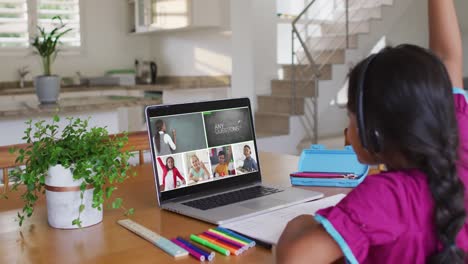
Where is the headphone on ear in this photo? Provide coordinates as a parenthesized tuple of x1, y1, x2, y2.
(356, 54, 383, 153)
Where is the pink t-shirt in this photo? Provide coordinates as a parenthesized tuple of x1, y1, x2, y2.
(316, 94, 468, 263)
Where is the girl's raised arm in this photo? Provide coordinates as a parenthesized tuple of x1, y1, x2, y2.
(429, 0, 463, 88)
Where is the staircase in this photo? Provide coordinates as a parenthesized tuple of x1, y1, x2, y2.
(255, 0, 395, 152)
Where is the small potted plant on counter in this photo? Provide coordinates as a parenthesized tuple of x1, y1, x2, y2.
(7, 116, 135, 228)
(32, 16, 71, 104)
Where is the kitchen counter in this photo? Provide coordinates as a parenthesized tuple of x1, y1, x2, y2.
(0, 84, 171, 96)
(0, 75, 232, 96)
(0, 75, 231, 145)
(0, 95, 161, 120)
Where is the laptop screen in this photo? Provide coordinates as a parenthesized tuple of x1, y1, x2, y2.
(146, 98, 261, 202)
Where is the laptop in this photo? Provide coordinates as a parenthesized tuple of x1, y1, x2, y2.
(145, 98, 323, 225)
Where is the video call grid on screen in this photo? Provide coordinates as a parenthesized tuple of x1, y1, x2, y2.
(149, 106, 258, 192)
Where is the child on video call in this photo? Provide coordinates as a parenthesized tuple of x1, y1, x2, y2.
(154, 119, 176, 156)
(214, 148, 232, 177)
(277, 0, 468, 263)
(241, 145, 258, 172)
(188, 154, 210, 183)
(157, 156, 185, 191)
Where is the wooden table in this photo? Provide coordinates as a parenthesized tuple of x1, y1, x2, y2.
(0, 152, 353, 264)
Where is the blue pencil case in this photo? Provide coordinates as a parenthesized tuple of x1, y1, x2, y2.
(290, 144, 369, 187)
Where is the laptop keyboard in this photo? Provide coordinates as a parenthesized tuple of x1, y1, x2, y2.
(182, 186, 283, 210)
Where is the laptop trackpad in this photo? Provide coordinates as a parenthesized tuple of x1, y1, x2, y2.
(239, 198, 285, 210)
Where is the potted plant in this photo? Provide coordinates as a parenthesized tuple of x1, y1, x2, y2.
(32, 16, 71, 104)
(6, 116, 134, 229)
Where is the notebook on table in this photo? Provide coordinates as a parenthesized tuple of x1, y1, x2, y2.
(145, 98, 323, 225)
(220, 193, 346, 245)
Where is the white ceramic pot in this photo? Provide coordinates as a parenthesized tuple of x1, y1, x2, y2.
(45, 165, 102, 229)
(34, 75, 60, 104)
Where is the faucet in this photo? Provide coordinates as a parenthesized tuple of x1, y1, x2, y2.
(18, 66, 29, 88)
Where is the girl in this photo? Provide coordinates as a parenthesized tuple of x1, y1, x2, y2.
(188, 155, 210, 183)
(157, 156, 186, 191)
(277, 0, 468, 263)
(154, 119, 176, 156)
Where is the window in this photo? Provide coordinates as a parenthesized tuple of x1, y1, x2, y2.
(0, 0, 29, 47)
(0, 0, 81, 49)
(37, 0, 81, 47)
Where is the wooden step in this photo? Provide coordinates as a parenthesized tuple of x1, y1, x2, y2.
(331, 6, 382, 22)
(308, 35, 358, 51)
(271, 80, 316, 97)
(310, 49, 345, 64)
(255, 112, 290, 135)
(257, 95, 304, 115)
(335, 0, 392, 9)
(296, 50, 345, 65)
(320, 21, 370, 35)
(302, 7, 382, 24)
(281, 64, 332, 80)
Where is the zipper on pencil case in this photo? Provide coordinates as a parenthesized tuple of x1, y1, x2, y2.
(290, 172, 357, 179)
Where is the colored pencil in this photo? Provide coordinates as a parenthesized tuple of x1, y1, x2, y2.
(203, 231, 247, 250)
(208, 228, 250, 247)
(215, 227, 256, 247)
(198, 234, 243, 256)
(176, 237, 215, 261)
(190, 234, 230, 256)
(171, 239, 205, 261)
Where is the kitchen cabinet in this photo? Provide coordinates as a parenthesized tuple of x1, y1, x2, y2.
(129, 0, 222, 33)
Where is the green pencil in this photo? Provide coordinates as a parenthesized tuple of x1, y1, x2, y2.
(190, 234, 231, 256)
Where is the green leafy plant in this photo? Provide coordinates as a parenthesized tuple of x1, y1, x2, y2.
(6, 116, 135, 227)
(31, 16, 71, 76)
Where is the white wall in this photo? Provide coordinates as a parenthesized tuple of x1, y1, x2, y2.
(386, 0, 468, 77)
(148, 0, 231, 77)
(464, 35, 468, 77)
(0, 0, 151, 82)
(455, 0, 468, 33)
(230, 0, 277, 111)
(386, 0, 428, 47)
(149, 29, 232, 76)
(252, 0, 277, 97)
(148, 0, 275, 110)
(230, 0, 254, 103)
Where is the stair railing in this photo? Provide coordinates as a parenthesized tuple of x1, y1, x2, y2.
(291, 0, 321, 144)
(291, 0, 385, 145)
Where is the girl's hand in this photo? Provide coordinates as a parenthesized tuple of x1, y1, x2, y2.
(277, 215, 343, 264)
(278, 215, 316, 245)
(428, 0, 463, 87)
(172, 129, 176, 136)
(190, 172, 197, 181)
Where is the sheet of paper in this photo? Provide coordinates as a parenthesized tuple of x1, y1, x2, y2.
(220, 194, 346, 245)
